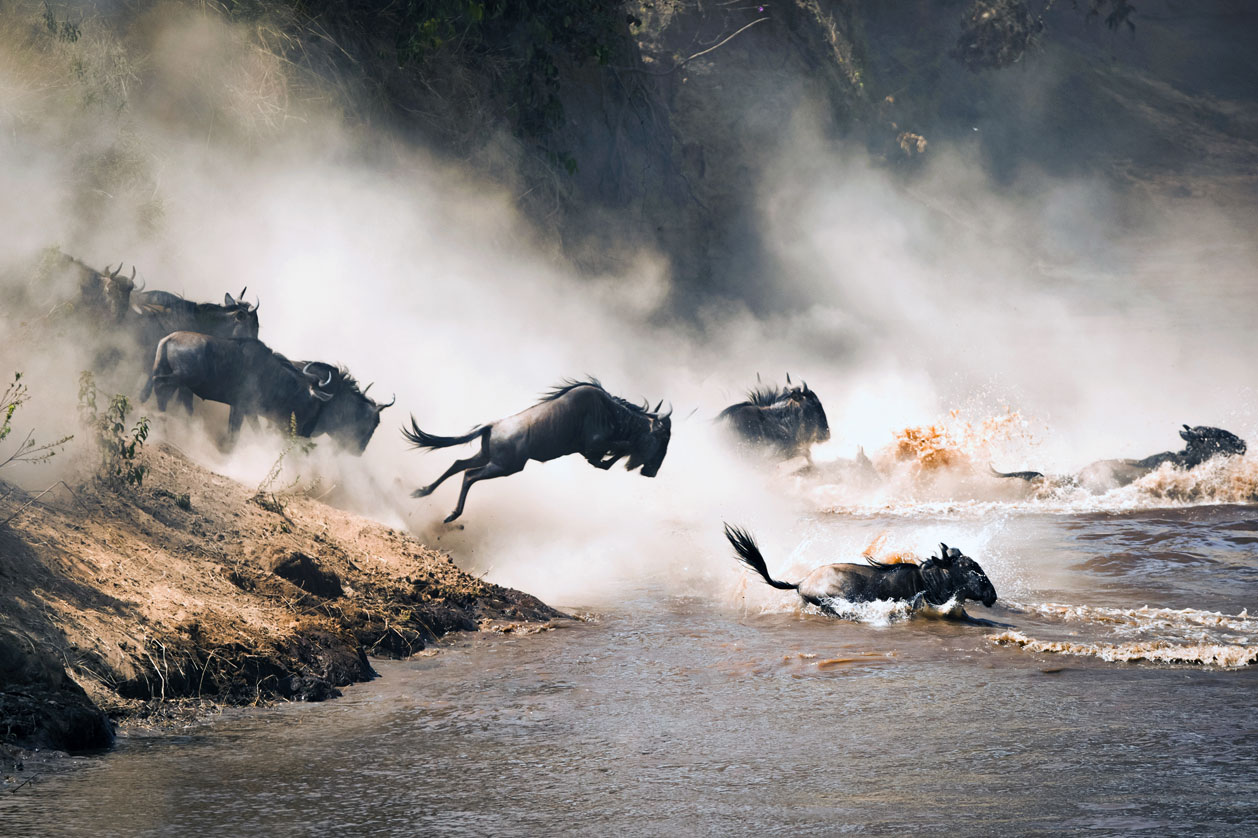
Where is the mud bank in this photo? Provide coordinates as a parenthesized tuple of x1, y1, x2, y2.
(0, 444, 560, 756)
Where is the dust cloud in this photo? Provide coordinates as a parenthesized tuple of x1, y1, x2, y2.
(2, 3, 1255, 606)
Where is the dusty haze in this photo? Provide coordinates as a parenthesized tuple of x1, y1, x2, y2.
(2, 3, 1255, 605)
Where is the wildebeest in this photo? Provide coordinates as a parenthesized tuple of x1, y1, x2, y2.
(404, 378, 672, 523)
(131, 286, 259, 359)
(718, 375, 830, 460)
(70, 258, 137, 323)
(725, 524, 998, 614)
(142, 331, 391, 453)
(992, 424, 1248, 493)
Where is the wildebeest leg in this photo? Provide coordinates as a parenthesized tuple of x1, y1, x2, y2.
(444, 461, 514, 523)
(412, 452, 488, 498)
(225, 406, 245, 450)
(179, 388, 194, 415)
(585, 451, 625, 470)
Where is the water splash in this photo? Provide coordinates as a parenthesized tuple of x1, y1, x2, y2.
(990, 631, 1258, 667)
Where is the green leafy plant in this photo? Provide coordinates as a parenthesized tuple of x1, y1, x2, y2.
(0, 372, 74, 470)
(78, 371, 149, 487)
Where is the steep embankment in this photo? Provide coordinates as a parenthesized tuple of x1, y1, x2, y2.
(0, 444, 560, 754)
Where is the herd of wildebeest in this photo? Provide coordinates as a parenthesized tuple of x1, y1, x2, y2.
(61, 254, 1251, 620)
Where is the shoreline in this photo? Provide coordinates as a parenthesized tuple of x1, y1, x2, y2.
(0, 443, 561, 756)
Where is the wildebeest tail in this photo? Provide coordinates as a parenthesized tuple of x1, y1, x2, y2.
(988, 464, 1044, 481)
(401, 415, 486, 449)
(724, 524, 798, 591)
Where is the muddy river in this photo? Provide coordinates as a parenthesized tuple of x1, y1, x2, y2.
(4, 502, 1258, 835)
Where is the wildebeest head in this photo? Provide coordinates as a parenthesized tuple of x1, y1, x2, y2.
(918, 543, 998, 608)
(628, 401, 672, 478)
(1179, 424, 1247, 466)
(299, 362, 394, 454)
(222, 288, 260, 339)
(785, 380, 830, 445)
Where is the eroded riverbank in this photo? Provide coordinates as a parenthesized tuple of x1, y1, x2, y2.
(0, 444, 560, 756)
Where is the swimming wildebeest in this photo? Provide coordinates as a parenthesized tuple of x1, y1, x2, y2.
(718, 375, 830, 460)
(992, 424, 1248, 493)
(404, 378, 672, 523)
(725, 525, 998, 616)
(142, 331, 392, 453)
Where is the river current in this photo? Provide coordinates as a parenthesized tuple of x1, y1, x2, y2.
(4, 475, 1258, 835)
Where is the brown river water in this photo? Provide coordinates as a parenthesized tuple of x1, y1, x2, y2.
(3, 498, 1258, 835)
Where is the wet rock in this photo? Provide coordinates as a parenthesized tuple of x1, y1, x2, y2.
(0, 629, 113, 752)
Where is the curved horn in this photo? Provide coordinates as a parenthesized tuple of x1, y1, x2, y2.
(786, 372, 792, 385)
(129, 266, 136, 281)
(320, 370, 333, 389)
(300, 362, 322, 382)
(239, 287, 247, 300)
(250, 296, 259, 313)
(377, 394, 396, 411)
(653, 399, 663, 413)
(662, 403, 673, 419)
(110, 264, 122, 278)
(362, 382, 373, 396)
(135, 276, 146, 291)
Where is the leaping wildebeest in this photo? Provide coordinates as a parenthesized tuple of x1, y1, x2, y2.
(725, 524, 998, 617)
(404, 378, 672, 523)
(718, 375, 830, 460)
(991, 424, 1248, 493)
(142, 331, 392, 453)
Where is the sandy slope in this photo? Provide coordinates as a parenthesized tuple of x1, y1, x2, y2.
(0, 443, 560, 754)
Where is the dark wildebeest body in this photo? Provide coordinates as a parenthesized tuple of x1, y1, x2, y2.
(718, 378, 830, 460)
(725, 525, 998, 617)
(404, 379, 672, 523)
(130, 288, 259, 370)
(143, 332, 391, 453)
(67, 258, 136, 324)
(992, 425, 1247, 493)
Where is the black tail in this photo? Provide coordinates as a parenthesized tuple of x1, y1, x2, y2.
(724, 524, 798, 591)
(401, 415, 487, 450)
(988, 464, 1044, 482)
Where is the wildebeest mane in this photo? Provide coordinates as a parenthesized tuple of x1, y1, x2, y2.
(719, 385, 789, 416)
(540, 377, 653, 416)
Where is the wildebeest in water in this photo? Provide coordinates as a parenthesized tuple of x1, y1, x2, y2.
(991, 424, 1248, 493)
(725, 524, 998, 617)
(142, 331, 392, 453)
(404, 378, 672, 523)
(718, 375, 830, 460)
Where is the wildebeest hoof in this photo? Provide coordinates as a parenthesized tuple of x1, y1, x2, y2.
(411, 487, 430, 498)
(443, 513, 462, 524)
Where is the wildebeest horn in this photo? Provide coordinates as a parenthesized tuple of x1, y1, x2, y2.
(300, 362, 324, 383)
(135, 276, 146, 291)
(363, 382, 373, 395)
(653, 399, 663, 413)
(129, 266, 136, 281)
(310, 386, 334, 402)
(786, 372, 792, 385)
(320, 370, 333, 388)
(110, 264, 122, 278)
(377, 394, 396, 411)
(661, 403, 673, 419)
(938, 543, 952, 562)
(238, 287, 247, 300)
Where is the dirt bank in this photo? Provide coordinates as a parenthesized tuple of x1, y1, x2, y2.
(0, 443, 561, 756)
